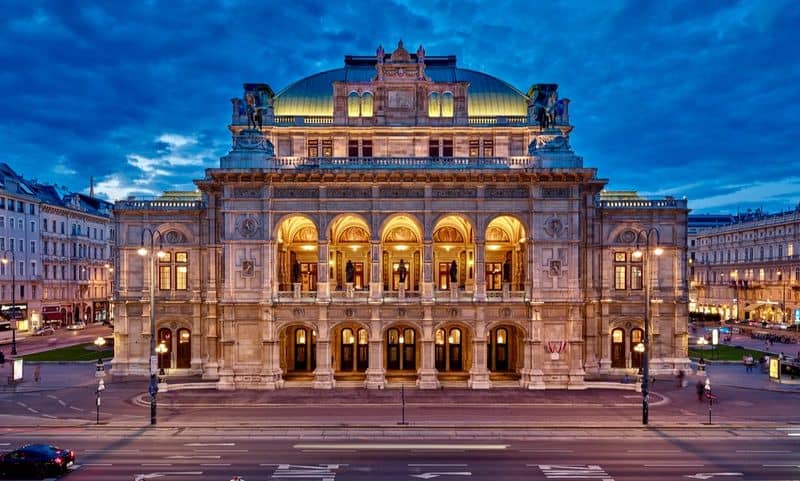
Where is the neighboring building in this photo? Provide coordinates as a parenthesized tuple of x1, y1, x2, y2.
(0, 163, 115, 332)
(0, 163, 42, 331)
(32, 184, 115, 326)
(111, 42, 689, 389)
(690, 206, 800, 323)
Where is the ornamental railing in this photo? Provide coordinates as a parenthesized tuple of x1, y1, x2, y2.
(271, 156, 535, 170)
(596, 198, 687, 209)
(114, 200, 205, 211)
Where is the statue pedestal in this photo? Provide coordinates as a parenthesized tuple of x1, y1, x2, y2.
(293, 283, 301, 299)
(417, 368, 441, 389)
(346, 283, 354, 298)
(502, 282, 510, 299)
(450, 284, 458, 301)
(398, 285, 406, 300)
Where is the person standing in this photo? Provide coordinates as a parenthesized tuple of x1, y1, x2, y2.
(696, 379, 705, 402)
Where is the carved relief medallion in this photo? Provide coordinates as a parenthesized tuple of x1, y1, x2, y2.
(549, 259, 562, 277)
(162, 230, 188, 244)
(242, 260, 255, 277)
(543, 217, 566, 238)
(235, 215, 261, 239)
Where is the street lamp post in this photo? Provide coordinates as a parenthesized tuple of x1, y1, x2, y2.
(138, 228, 164, 426)
(94, 336, 107, 425)
(1, 250, 17, 356)
(778, 271, 787, 323)
(632, 227, 664, 426)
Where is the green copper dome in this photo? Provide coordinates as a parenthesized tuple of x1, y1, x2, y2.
(273, 63, 529, 117)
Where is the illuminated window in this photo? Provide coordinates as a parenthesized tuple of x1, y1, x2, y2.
(358, 328, 368, 345)
(482, 139, 493, 156)
(449, 328, 461, 344)
(612, 329, 623, 343)
(469, 139, 480, 157)
(441, 92, 454, 117)
(322, 139, 333, 157)
(631, 265, 643, 290)
(159, 265, 171, 290)
(631, 329, 643, 343)
(428, 92, 440, 117)
(347, 92, 360, 117)
(342, 328, 355, 345)
(615, 265, 626, 290)
(361, 92, 373, 117)
(404, 328, 415, 344)
(307, 139, 319, 157)
(435, 328, 445, 345)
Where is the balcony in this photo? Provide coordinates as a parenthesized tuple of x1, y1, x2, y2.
(596, 197, 688, 209)
(269, 156, 535, 170)
(115, 200, 205, 211)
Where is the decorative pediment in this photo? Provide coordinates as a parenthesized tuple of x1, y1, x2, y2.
(389, 40, 412, 63)
(486, 226, 511, 242)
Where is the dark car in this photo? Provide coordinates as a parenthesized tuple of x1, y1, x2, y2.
(0, 443, 75, 478)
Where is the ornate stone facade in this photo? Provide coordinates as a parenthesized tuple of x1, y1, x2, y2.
(111, 43, 690, 389)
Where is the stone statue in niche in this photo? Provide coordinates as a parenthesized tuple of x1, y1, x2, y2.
(398, 259, 407, 283)
(346, 260, 355, 283)
(449, 260, 458, 284)
(292, 260, 301, 284)
(503, 258, 511, 282)
(242, 260, 254, 277)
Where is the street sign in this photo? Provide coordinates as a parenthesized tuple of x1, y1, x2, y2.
(150, 355, 158, 374)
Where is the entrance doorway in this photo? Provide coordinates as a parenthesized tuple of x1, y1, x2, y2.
(176, 328, 191, 368)
(387, 327, 416, 370)
(435, 327, 464, 371)
(611, 328, 625, 368)
(438, 263, 451, 289)
(293, 327, 316, 371)
(487, 327, 509, 371)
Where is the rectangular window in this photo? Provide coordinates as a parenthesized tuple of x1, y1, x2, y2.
(17, 219, 22, 230)
(362, 139, 372, 157)
(615, 265, 626, 290)
(176, 266, 188, 290)
(159, 266, 171, 290)
(0, 217, 3, 228)
(631, 265, 643, 290)
(0, 198, 4, 209)
(31, 262, 36, 276)
(483, 139, 494, 157)
(9, 238, 13, 252)
(614, 252, 627, 262)
(307, 139, 319, 157)
(17, 201, 23, 213)
(0, 238, 3, 250)
(321, 139, 333, 157)
(18, 261, 23, 276)
(442, 139, 453, 157)
(348, 139, 359, 157)
(469, 139, 480, 157)
(60, 222, 65, 234)
(29, 204, 34, 215)
(7, 199, 13, 211)
(429, 139, 439, 157)
(30, 241, 35, 254)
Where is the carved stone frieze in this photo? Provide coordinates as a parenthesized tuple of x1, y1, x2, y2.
(485, 187, 529, 199)
(273, 187, 318, 198)
(432, 188, 476, 198)
(233, 187, 262, 198)
(541, 187, 571, 198)
(327, 188, 372, 198)
(379, 187, 425, 198)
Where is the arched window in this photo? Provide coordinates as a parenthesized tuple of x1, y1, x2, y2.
(428, 92, 440, 117)
(441, 92, 454, 117)
(611, 328, 625, 368)
(361, 92, 374, 117)
(347, 92, 360, 117)
(341, 328, 355, 371)
(448, 328, 462, 370)
(176, 328, 191, 369)
(357, 328, 369, 371)
(630, 328, 644, 369)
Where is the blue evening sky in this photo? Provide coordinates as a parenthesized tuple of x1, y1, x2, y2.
(1, 1, 798, 214)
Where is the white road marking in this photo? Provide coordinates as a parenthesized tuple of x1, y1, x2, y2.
(736, 450, 790, 453)
(41, 414, 57, 419)
(164, 455, 221, 459)
(141, 463, 173, 466)
(83, 463, 114, 466)
(538, 465, 614, 480)
(200, 463, 231, 466)
(684, 473, 743, 480)
(184, 442, 235, 446)
(46, 395, 58, 400)
(57, 399, 67, 406)
(646, 463, 705, 467)
(69, 406, 84, 411)
(0, 443, 10, 446)
(16, 401, 27, 407)
(294, 443, 507, 450)
(409, 464, 468, 467)
(763, 464, 800, 467)
(521, 449, 574, 453)
(627, 449, 681, 454)
(411, 472, 472, 479)
(27, 408, 39, 413)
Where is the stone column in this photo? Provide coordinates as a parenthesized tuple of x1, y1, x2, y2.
(519, 307, 545, 389)
(474, 241, 486, 301)
(365, 314, 385, 389)
(317, 241, 330, 301)
(468, 319, 491, 389)
(312, 316, 335, 389)
(260, 307, 283, 389)
(422, 241, 434, 301)
(370, 241, 382, 301)
(417, 306, 440, 389)
(567, 306, 586, 389)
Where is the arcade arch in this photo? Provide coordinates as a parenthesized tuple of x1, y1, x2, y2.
(485, 216, 527, 291)
(380, 215, 423, 292)
(328, 215, 371, 290)
(432, 215, 474, 290)
(276, 215, 319, 292)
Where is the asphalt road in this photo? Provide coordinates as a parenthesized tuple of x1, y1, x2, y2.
(0, 323, 112, 357)
(2, 432, 800, 481)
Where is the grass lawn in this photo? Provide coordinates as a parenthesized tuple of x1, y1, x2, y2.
(22, 343, 113, 362)
(689, 344, 766, 361)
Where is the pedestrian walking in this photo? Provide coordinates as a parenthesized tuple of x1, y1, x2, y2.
(676, 369, 685, 388)
(33, 365, 41, 383)
(696, 379, 705, 402)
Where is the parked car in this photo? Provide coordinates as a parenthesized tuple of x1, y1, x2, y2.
(66, 321, 86, 330)
(33, 326, 56, 336)
(0, 443, 75, 478)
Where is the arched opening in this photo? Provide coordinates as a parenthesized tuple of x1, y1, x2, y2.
(381, 215, 423, 293)
(441, 92, 454, 117)
(329, 215, 371, 291)
(292, 327, 316, 372)
(361, 92, 374, 117)
(487, 326, 511, 371)
(387, 327, 416, 371)
(435, 327, 466, 372)
(347, 91, 360, 117)
(611, 328, 625, 368)
(485, 216, 527, 291)
(630, 328, 644, 369)
(357, 328, 369, 371)
(276, 216, 319, 292)
(428, 92, 440, 117)
(157, 327, 172, 369)
(433, 216, 474, 290)
(340, 328, 355, 371)
(176, 328, 191, 369)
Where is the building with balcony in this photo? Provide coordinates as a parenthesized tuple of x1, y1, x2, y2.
(111, 42, 690, 389)
(690, 207, 800, 324)
(32, 184, 115, 326)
